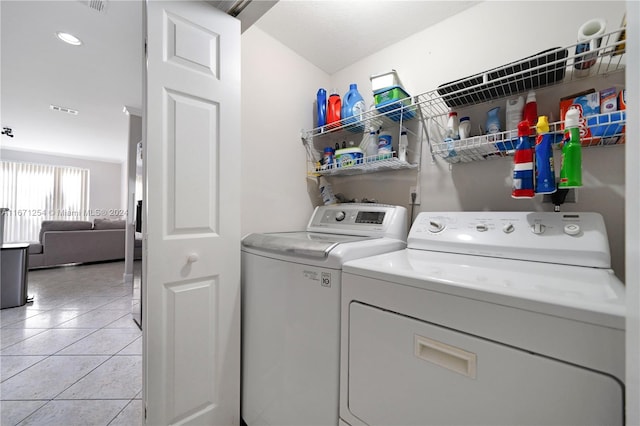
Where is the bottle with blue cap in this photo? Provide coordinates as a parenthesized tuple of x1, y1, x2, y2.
(342, 84, 365, 130)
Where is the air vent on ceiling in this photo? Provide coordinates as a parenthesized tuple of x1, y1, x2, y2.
(78, 0, 108, 14)
(50, 105, 79, 116)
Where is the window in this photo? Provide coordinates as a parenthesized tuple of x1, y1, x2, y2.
(0, 161, 90, 242)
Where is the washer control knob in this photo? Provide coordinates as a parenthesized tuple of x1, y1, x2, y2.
(335, 211, 346, 222)
(428, 220, 445, 233)
(564, 223, 581, 236)
(503, 223, 515, 234)
(476, 224, 488, 232)
(531, 223, 546, 235)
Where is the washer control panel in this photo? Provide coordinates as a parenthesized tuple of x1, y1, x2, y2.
(307, 204, 408, 240)
(408, 212, 611, 268)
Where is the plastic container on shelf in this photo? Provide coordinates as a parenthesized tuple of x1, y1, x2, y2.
(378, 131, 393, 159)
(316, 88, 327, 127)
(559, 108, 583, 188)
(523, 91, 538, 135)
(327, 90, 341, 128)
(335, 147, 364, 168)
(511, 120, 535, 199)
(505, 96, 524, 131)
(398, 129, 409, 162)
(374, 86, 416, 122)
(342, 84, 366, 131)
(370, 69, 403, 92)
(534, 116, 556, 194)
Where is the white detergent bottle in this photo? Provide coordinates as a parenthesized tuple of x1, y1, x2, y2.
(318, 177, 337, 205)
(505, 96, 525, 131)
(398, 128, 409, 162)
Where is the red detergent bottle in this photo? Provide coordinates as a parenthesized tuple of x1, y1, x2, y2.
(327, 90, 341, 128)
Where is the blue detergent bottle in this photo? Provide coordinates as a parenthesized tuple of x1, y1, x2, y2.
(316, 88, 327, 128)
(342, 84, 365, 131)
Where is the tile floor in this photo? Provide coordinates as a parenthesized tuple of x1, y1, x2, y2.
(1, 261, 142, 426)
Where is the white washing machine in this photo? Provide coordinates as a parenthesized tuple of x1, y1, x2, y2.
(339, 211, 626, 426)
(241, 204, 408, 426)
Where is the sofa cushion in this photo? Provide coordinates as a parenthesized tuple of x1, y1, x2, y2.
(28, 243, 43, 254)
(94, 219, 126, 230)
(39, 220, 93, 243)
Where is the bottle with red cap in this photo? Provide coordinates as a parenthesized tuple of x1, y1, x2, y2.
(446, 111, 460, 139)
(511, 120, 535, 198)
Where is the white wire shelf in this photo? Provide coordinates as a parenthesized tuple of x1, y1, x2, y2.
(302, 26, 626, 170)
(309, 153, 418, 177)
(415, 27, 626, 119)
(431, 111, 626, 164)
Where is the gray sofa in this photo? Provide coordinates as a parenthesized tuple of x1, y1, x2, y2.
(28, 219, 141, 269)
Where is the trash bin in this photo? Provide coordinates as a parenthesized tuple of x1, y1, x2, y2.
(1, 243, 30, 309)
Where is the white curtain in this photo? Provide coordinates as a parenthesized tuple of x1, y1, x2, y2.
(0, 161, 90, 242)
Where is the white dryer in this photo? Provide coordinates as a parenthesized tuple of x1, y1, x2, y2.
(241, 204, 407, 426)
(340, 211, 625, 426)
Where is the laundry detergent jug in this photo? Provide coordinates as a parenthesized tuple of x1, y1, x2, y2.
(341, 83, 365, 131)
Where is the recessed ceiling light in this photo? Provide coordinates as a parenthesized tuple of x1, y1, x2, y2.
(56, 32, 83, 46)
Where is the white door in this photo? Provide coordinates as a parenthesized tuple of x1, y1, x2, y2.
(144, 1, 241, 424)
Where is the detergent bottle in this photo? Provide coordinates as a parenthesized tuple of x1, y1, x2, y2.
(534, 116, 556, 194)
(316, 88, 327, 128)
(511, 120, 535, 198)
(327, 90, 341, 128)
(342, 84, 366, 131)
(558, 108, 583, 188)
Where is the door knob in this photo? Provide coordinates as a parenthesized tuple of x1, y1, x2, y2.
(187, 253, 199, 263)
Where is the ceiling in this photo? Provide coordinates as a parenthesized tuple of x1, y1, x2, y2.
(0, 0, 477, 164)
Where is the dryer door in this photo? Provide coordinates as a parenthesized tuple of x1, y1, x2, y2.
(347, 302, 623, 426)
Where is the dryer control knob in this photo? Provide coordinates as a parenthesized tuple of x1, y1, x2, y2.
(503, 223, 515, 234)
(476, 224, 488, 232)
(564, 223, 581, 236)
(335, 211, 346, 221)
(531, 223, 546, 234)
(428, 220, 445, 233)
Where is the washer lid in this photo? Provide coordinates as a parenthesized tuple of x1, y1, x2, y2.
(242, 232, 375, 259)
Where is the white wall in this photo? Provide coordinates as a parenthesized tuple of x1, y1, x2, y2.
(241, 26, 331, 236)
(327, 1, 627, 280)
(0, 148, 124, 219)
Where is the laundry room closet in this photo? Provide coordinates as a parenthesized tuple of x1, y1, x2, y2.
(239, 0, 639, 422)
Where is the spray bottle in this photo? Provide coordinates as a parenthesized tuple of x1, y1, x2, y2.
(511, 120, 535, 198)
(558, 108, 582, 188)
(534, 116, 556, 194)
(398, 128, 409, 162)
(318, 176, 337, 205)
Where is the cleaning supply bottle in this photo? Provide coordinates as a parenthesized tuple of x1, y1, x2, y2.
(398, 128, 409, 162)
(511, 120, 535, 198)
(446, 111, 460, 139)
(327, 89, 341, 128)
(342, 84, 365, 131)
(316, 88, 327, 128)
(486, 106, 501, 136)
(534, 116, 556, 194)
(558, 108, 583, 188)
(318, 176, 337, 205)
(360, 128, 379, 162)
(523, 91, 538, 135)
(505, 96, 524, 132)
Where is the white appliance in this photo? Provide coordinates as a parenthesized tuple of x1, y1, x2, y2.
(241, 204, 408, 426)
(339, 211, 626, 426)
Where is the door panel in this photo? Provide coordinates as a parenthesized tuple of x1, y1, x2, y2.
(145, 1, 240, 424)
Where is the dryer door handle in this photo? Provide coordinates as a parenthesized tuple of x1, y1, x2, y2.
(414, 334, 477, 379)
